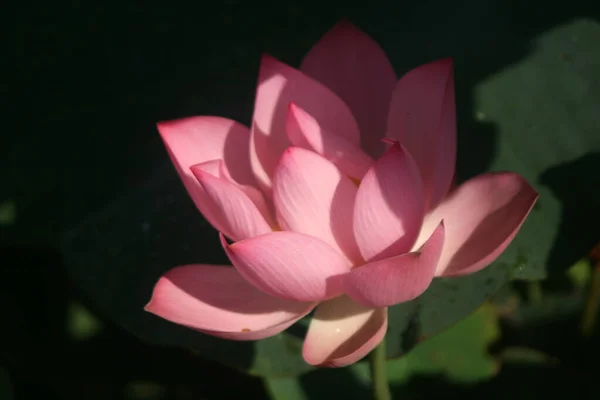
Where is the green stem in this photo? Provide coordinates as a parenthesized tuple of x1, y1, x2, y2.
(527, 281, 543, 304)
(369, 340, 391, 400)
(581, 262, 600, 337)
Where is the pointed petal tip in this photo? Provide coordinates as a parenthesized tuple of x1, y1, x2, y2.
(155, 116, 205, 138)
(143, 275, 175, 316)
(189, 164, 207, 181)
(278, 145, 304, 162)
(288, 101, 299, 112)
(156, 119, 179, 141)
(259, 53, 283, 69)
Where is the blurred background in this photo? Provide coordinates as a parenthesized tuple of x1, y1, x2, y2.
(2, 0, 600, 398)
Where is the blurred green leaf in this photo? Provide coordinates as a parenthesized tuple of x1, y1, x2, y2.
(264, 377, 307, 400)
(389, 303, 500, 384)
(0, 367, 14, 400)
(66, 302, 104, 341)
(567, 258, 592, 288)
(0, 200, 16, 226)
(123, 381, 166, 400)
(499, 347, 559, 366)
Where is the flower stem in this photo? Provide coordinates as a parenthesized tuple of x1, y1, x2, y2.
(581, 242, 600, 338)
(369, 340, 391, 400)
(581, 263, 600, 337)
(527, 281, 543, 304)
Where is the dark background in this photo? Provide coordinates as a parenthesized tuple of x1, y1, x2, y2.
(2, 0, 600, 399)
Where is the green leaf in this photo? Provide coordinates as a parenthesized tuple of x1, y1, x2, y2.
(389, 303, 500, 384)
(468, 18, 600, 280)
(348, 304, 500, 386)
(386, 262, 508, 358)
(264, 377, 307, 400)
(566, 258, 592, 288)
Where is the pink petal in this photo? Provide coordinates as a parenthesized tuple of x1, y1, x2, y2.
(191, 161, 276, 228)
(273, 147, 362, 264)
(344, 222, 445, 307)
(145, 264, 315, 340)
(387, 59, 456, 211)
(353, 143, 425, 262)
(302, 295, 387, 367)
(300, 20, 397, 158)
(190, 167, 272, 241)
(250, 54, 361, 191)
(415, 172, 539, 277)
(158, 116, 255, 187)
(286, 103, 374, 180)
(221, 231, 351, 302)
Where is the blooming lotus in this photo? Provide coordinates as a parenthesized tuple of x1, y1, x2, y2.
(146, 20, 538, 367)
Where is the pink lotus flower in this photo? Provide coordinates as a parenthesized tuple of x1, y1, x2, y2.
(145, 21, 538, 367)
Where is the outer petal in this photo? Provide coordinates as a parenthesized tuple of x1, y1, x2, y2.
(387, 59, 456, 211)
(302, 295, 387, 367)
(221, 232, 351, 302)
(415, 172, 539, 277)
(190, 167, 272, 241)
(273, 147, 362, 264)
(300, 20, 397, 158)
(344, 222, 445, 307)
(145, 264, 315, 340)
(158, 116, 255, 187)
(354, 143, 425, 262)
(250, 55, 361, 192)
(286, 103, 373, 180)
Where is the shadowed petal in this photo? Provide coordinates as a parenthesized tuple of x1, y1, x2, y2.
(387, 59, 456, 211)
(302, 295, 387, 367)
(191, 161, 276, 229)
(286, 103, 373, 180)
(300, 20, 397, 157)
(250, 54, 360, 192)
(190, 167, 272, 241)
(354, 143, 425, 262)
(145, 264, 315, 340)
